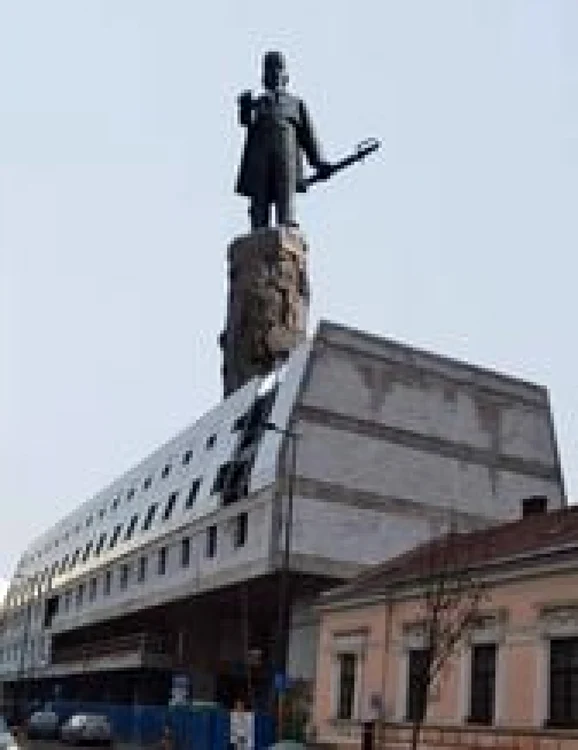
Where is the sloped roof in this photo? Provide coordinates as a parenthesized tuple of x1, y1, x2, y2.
(7, 339, 313, 602)
(320, 505, 578, 606)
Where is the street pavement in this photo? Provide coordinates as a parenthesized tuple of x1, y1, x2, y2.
(22, 741, 148, 750)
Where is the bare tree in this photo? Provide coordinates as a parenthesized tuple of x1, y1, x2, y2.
(407, 533, 488, 750)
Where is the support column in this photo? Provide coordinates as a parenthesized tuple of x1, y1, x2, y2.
(220, 227, 309, 396)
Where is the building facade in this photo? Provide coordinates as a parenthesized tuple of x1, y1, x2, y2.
(314, 503, 578, 749)
(0, 320, 566, 714)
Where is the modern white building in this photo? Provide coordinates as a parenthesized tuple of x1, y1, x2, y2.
(0, 321, 565, 712)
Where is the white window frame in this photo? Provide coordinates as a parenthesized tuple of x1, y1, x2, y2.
(461, 615, 505, 726)
(537, 605, 578, 727)
(329, 631, 367, 722)
(396, 622, 428, 722)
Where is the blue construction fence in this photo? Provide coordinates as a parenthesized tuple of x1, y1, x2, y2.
(51, 701, 275, 750)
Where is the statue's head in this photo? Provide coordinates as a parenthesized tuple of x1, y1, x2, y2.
(262, 50, 288, 92)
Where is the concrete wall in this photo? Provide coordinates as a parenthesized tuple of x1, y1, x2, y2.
(297, 323, 563, 527)
(291, 496, 432, 571)
(287, 602, 319, 682)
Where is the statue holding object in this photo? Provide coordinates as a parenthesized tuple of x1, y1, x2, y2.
(235, 51, 380, 230)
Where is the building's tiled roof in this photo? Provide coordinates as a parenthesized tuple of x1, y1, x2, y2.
(321, 504, 578, 605)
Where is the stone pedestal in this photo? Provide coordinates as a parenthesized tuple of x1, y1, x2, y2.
(220, 227, 309, 396)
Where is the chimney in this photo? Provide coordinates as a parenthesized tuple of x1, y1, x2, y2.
(522, 495, 548, 518)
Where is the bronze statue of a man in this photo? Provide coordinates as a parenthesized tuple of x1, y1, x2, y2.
(235, 51, 331, 229)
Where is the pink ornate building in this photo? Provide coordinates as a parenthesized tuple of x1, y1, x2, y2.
(314, 500, 578, 749)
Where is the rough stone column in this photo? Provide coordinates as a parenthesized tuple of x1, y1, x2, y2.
(220, 227, 309, 396)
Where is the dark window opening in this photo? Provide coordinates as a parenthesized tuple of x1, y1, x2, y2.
(95, 532, 107, 556)
(89, 577, 98, 601)
(127, 488, 135, 501)
(76, 583, 84, 608)
(163, 491, 179, 521)
(186, 478, 202, 508)
(212, 460, 250, 505)
(550, 637, 578, 727)
(158, 546, 168, 575)
(44, 596, 59, 628)
(120, 564, 130, 590)
(234, 512, 248, 549)
(212, 463, 229, 493)
(181, 537, 190, 568)
(161, 464, 172, 479)
(206, 525, 217, 558)
(124, 514, 139, 540)
(142, 503, 158, 531)
(143, 476, 152, 491)
(109, 524, 123, 549)
(406, 648, 431, 723)
(182, 450, 193, 465)
(111, 496, 120, 511)
(137, 556, 147, 583)
(104, 570, 112, 596)
(70, 548, 81, 569)
(469, 643, 497, 724)
(205, 434, 217, 450)
(82, 541, 93, 562)
(336, 652, 357, 720)
(233, 388, 278, 451)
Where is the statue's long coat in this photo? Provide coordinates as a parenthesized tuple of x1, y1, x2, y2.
(236, 91, 324, 198)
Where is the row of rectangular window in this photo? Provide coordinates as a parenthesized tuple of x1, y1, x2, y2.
(22, 442, 213, 568)
(404, 644, 497, 725)
(42, 480, 204, 584)
(336, 638, 578, 727)
(11, 473, 222, 609)
(17, 437, 239, 598)
(0, 637, 46, 664)
(61, 513, 248, 613)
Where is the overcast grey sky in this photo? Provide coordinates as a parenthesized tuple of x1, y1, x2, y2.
(1, 0, 576, 582)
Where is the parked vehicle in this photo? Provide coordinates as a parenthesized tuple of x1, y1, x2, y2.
(60, 714, 112, 746)
(27, 711, 60, 739)
(0, 716, 20, 750)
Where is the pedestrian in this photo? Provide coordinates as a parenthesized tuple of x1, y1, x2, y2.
(160, 724, 174, 750)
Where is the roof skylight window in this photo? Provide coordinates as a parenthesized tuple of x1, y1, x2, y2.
(124, 514, 139, 541)
(108, 524, 123, 549)
(94, 532, 107, 556)
(163, 492, 179, 521)
(186, 478, 202, 508)
(142, 504, 158, 532)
